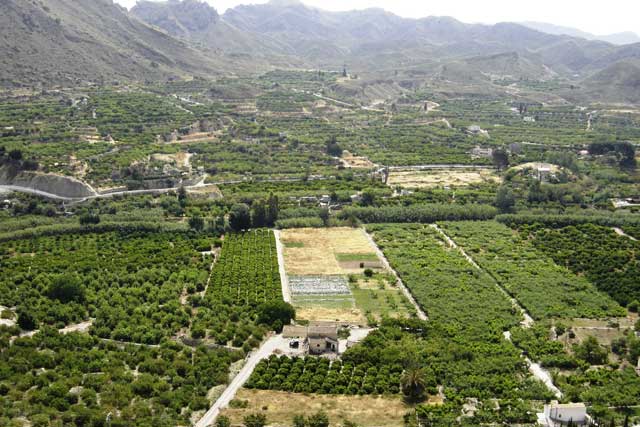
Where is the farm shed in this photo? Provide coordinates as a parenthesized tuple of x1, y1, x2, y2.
(308, 325, 339, 355)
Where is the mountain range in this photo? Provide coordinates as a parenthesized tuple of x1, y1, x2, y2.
(520, 22, 640, 46)
(2, 0, 640, 104)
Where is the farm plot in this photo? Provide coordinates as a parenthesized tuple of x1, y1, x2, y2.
(387, 168, 501, 189)
(366, 224, 519, 337)
(440, 221, 625, 320)
(242, 320, 553, 422)
(289, 275, 361, 324)
(280, 228, 381, 276)
(524, 223, 640, 307)
(289, 275, 351, 296)
(0, 230, 210, 344)
(0, 330, 241, 426)
(279, 228, 407, 324)
(220, 389, 408, 427)
(195, 229, 283, 349)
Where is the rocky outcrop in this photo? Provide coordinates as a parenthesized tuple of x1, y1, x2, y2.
(0, 168, 96, 199)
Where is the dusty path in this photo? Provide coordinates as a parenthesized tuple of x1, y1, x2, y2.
(430, 225, 564, 398)
(528, 361, 563, 399)
(613, 227, 638, 241)
(273, 230, 292, 303)
(196, 335, 288, 427)
(430, 224, 534, 328)
(59, 320, 93, 334)
(361, 229, 428, 321)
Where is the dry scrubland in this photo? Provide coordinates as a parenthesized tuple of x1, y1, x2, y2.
(220, 389, 408, 427)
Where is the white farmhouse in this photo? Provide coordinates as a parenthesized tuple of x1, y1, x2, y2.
(537, 402, 593, 427)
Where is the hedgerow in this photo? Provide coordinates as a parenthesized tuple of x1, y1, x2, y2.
(340, 204, 497, 224)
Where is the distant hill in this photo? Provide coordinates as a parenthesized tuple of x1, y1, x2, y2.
(521, 22, 640, 46)
(131, 0, 295, 60)
(579, 60, 640, 103)
(0, 0, 243, 87)
(3, 0, 640, 103)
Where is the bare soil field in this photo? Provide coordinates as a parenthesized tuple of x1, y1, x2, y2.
(340, 151, 376, 169)
(388, 168, 500, 189)
(563, 315, 639, 348)
(151, 152, 193, 169)
(187, 184, 223, 198)
(280, 228, 380, 275)
(220, 389, 409, 427)
(294, 301, 366, 324)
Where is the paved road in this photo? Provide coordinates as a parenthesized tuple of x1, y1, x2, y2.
(0, 185, 79, 201)
(195, 335, 288, 427)
(0, 174, 340, 204)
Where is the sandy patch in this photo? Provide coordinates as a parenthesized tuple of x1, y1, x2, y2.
(295, 305, 366, 324)
(388, 169, 500, 189)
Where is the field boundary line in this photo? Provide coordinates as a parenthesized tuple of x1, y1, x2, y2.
(430, 224, 534, 328)
(361, 228, 428, 321)
(430, 224, 562, 399)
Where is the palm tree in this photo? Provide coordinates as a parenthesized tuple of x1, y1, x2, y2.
(401, 367, 427, 402)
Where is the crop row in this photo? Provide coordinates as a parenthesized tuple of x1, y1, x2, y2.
(440, 221, 624, 319)
(524, 223, 640, 306)
(245, 355, 402, 395)
(195, 230, 283, 349)
(367, 224, 519, 339)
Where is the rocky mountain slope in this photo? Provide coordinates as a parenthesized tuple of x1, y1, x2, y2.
(0, 0, 246, 87)
(3, 0, 640, 103)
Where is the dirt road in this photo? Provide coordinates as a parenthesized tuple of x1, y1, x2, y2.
(195, 335, 289, 427)
(273, 230, 292, 303)
(430, 224, 534, 328)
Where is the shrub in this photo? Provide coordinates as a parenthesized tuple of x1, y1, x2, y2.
(307, 411, 330, 427)
(17, 308, 37, 330)
(244, 413, 267, 427)
(256, 301, 296, 331)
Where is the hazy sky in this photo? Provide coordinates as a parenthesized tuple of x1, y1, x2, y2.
(115, 0, 640, 35)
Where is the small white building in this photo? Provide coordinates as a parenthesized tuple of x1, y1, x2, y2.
(467, 125, 490, 137)
(319, 195, 331, 205)
(537, 402, 592, 427)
